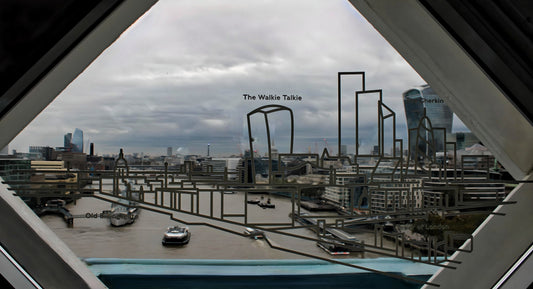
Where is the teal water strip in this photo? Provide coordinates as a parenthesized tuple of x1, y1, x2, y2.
(84, 257, 441, 277)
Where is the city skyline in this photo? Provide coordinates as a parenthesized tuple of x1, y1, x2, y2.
(8, 0, 469, 156)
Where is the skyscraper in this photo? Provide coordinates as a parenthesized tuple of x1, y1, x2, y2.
(403, 85, 453, 160)
(71, 128, 83, 153)
(64, 133, 72, 151)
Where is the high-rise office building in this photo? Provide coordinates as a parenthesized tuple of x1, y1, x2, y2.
(71, 128, 83, 153)
(167, 147, 173, 157)
(403, 85, 453, 160)
(64, 133, 72, 150)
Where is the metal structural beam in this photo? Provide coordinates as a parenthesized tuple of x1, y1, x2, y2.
(0, 0, 158, 152)
(0, 181, 106, 289)
(0, 0, 157, 288)
(1, 0, 531, 287)
(348, 0, 533, 288)
(425, 174, 533, 288)
(348, 0, 533, 180)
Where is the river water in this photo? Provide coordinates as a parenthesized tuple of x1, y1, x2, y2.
(41, 189, 400, 260)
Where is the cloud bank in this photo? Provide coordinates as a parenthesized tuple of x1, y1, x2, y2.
(12, 0, 438, 156)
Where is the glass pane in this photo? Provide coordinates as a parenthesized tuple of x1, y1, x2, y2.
(1, 1, 515, 288)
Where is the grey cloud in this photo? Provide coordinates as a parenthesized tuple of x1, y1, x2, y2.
(10, 0, 425, 156)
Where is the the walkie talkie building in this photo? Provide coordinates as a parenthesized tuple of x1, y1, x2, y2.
(403, 85, 453, 160)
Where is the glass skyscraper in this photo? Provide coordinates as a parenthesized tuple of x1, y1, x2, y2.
(403, 85, 453, 160)
(64, 133, 72, 150)
(71, 128, 84, 153)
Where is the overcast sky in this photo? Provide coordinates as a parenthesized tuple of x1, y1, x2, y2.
(10, 0, 468, 156)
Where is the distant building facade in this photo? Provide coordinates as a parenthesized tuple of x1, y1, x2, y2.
(403, 85, 453, 160)
(371, 145, 379, 155)
(449, 132, 480, 150)
(323, 168, 366, 209)
(71, 128, 83, 153)
(29, 146, 54, 160)
(340, 145, 347, 156)
(64, 133, 72, 150)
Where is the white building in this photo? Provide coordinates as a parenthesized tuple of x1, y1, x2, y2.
(324, 172, 365, 208)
